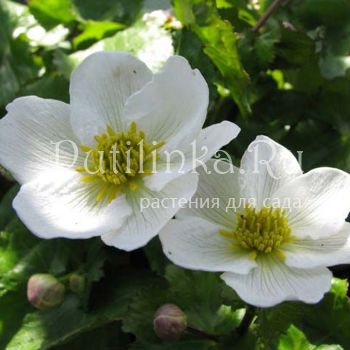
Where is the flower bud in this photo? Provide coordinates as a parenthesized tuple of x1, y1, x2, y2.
(69, 273, 85, 294)
(27, 274, 65, 310)
(153, 304, 187, 341)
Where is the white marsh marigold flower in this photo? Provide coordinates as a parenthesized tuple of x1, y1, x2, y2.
(160, 136, 350, 307)
(0, 51, 240, 251)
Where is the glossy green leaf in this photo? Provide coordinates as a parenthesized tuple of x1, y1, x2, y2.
(73, 20, 125, 49)
(28, 0, 76, 29)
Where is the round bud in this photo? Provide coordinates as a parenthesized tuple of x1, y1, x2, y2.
(69, 273, 85, 294)
(27, 274, 65, 310)
(153, 304, 187, 341)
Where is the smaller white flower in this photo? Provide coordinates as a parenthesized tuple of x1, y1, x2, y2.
(160, 136, 350, 307)
(0, 52, 240, 251)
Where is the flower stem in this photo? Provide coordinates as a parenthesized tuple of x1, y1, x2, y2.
(236, 305, 256, 337)
(186, 326, 218, 341)
(252, 0, 286, 32)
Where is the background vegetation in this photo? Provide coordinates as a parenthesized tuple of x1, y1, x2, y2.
(0, 0, 350, 349)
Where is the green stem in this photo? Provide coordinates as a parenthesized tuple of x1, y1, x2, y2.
(252, 0, 286, 32)
(57, 272, 75, 284)
(236, 305, 256, 337)
(186, 326, 218, 341)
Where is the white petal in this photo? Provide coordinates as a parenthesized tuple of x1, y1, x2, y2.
(124, 55, 209, 149)
(221, 256, 332, 307)
(144, 121, 240, 191)
(240, 135, 302, 209)
(159, 216, 257, 274)
(285, 222, 350, 268)
(176, 159, 241, 229)
(101, 172, 198, 251)
(276, 167, 350, 239)
(13, 168, 132, 239)
(70, 51, 152, 144)
(0, 96, 82, 184)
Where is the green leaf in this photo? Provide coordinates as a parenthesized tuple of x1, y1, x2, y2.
(257, 279, 350, 349)
(102, 19, 174, 71)
(144, 237, 170, 275)
(319, 51, 350, 80)
(0, 186, 18, 230)
(5, 272, 157, 349)
(276, 28, 317, 67)
(72, 0, 143, 23)
(122, 278, 170, 343)
(278, 325, 313, 350)
(52, 323, 130, 349)
(0, 218, 40, 347)
(0, 2, 41, 108)
(0, 214, 105, 348)
(297, 0, 350, 29)
(278, 325, 344, 350)
(53, 50, 77, 80)
(165, 266, 242, 335)
(255, 30, 280, 66)
(20, 74, 69, 102)
(73, 20, 125, 49)
(123, 264, 245, 347)
(175, 29, 218, 105)
(0, 56, 19, 107)
(28, 0, 76, 29)
(173, 0, 251, 116)
(173, 0, 196, 25)
(59, 16, 174, 75)
(0, 288, 33, 349)
(131, 339, 219, 350)
(302, 279, 350, 347)
(0, 230, 71, 295)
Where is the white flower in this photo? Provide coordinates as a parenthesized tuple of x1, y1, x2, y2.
(0, 51, 240, 251)
(159, 135, 350, 307)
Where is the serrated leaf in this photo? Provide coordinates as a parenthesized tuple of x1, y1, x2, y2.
(122, 278, 170, 343)
(257, 279, 350, 349)
(173, 0, 251, 116)
(278, 325, 344, 350)
(255, 30, 280, 66)
(165, 266, 241, 335)
(5, 272, 157, 349)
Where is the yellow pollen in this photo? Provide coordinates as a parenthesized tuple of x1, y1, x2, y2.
(220, 206, 294, 260)
(77, 122, 164, 203)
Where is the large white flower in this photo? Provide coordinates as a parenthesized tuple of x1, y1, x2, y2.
(160, 136, 350, 307)
(0, 51, 240, 251)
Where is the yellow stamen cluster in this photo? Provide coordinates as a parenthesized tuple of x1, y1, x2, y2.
(220, 206, 294, 260)
(77, 122, 164, 203)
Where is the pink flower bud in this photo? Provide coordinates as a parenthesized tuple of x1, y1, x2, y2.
(153, 304, 187, 341)
(27, 274, 65, 310)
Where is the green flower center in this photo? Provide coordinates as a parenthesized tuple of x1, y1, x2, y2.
(220, 206, 294, 260)
(77, 122, 164, 203)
